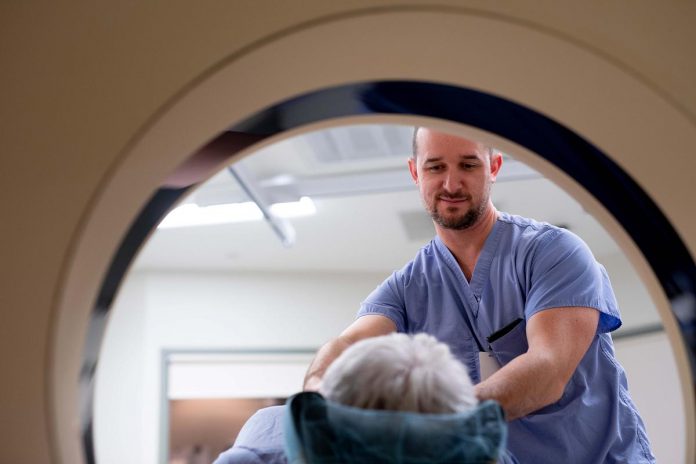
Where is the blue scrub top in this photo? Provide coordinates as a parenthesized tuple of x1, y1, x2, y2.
(213, 406, 287, 464)
(359, 212, 655, 463)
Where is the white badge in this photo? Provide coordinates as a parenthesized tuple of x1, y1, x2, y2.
(478, 352, 501, 381)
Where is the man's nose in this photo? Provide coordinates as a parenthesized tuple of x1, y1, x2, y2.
(442, 171, 463, 193)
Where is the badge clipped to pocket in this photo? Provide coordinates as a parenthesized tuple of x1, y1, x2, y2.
(480, 317, 526, 380)
(478, 351, 501, 381)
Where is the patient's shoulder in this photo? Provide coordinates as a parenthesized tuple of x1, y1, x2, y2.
(235, 405, 285, 446)
(213, 446, 266, 464)
(213, 405, 287, 464)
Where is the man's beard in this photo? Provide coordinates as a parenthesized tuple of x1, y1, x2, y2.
(428, 195, 487, 230)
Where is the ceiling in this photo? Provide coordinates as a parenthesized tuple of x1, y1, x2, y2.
(133, 124, 619, 273)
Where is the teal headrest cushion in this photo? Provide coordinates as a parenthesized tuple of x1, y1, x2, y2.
(284, 392, 507, 464)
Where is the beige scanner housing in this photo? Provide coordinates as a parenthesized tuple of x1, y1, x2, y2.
(1, 2, 695, 463)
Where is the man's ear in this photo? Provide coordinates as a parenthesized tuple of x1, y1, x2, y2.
(489, 152, 503, 181)
(408, 157, 419, 184)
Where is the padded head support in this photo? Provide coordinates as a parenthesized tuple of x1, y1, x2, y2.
(284, 392, 507, 464)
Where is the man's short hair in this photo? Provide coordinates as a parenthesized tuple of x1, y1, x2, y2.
(411, 126, 421, 159)
(320, 333, 478, 414)
(412, 126, 494, 159)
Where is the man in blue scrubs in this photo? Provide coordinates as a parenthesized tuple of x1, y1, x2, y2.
(304, 128, 655, 463)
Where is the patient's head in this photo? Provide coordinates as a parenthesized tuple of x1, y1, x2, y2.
(319, 333, 477, 414)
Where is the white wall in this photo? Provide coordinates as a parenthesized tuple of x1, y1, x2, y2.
(614, 332, 684, 463)
(95, 256, 685, 464)
(95, 268, 387, 464)
(599, 251, 663, 331)
(599, 251, 684, 462)
(94, 272, 148, 464)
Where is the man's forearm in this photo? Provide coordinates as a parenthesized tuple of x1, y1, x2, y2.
(474, 352, 566, 421)
(478, 307, 598, 420)
(303, 336, 353, 391)
(304, 315, 398, 390)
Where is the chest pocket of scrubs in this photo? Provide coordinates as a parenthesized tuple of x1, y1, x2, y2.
(489, 318, 528, 366)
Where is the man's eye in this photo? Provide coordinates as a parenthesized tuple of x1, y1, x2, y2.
(427, 165, 443, 172)
(463, 163, 478, 170)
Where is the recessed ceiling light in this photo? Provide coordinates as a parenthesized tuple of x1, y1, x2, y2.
(158, 197, 316, 229)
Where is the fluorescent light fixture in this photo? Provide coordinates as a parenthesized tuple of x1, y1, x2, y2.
(158, 196, 316, 229)
(269, 196, 316, 218)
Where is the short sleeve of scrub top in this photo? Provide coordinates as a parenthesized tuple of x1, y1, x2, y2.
(522, 227, 621, 333)
(359, 269, 409, 332)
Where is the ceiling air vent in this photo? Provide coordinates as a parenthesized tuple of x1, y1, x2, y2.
(304, 125, 413, 164)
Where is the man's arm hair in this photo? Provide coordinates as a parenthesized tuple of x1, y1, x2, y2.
(303, 314, 396, 391)
(474, 306, 599, 420)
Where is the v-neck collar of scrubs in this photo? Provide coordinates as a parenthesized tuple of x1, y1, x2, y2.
(432, 217, 504, 314)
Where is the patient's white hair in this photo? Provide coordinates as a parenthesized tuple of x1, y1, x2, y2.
(319, 333, 478, 413)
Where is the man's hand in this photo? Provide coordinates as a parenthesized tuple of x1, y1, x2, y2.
(303, 315, 396, 390)
(475, 306, 599, 420)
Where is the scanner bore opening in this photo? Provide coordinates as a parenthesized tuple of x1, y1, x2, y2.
(82, 81, 696, 464)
